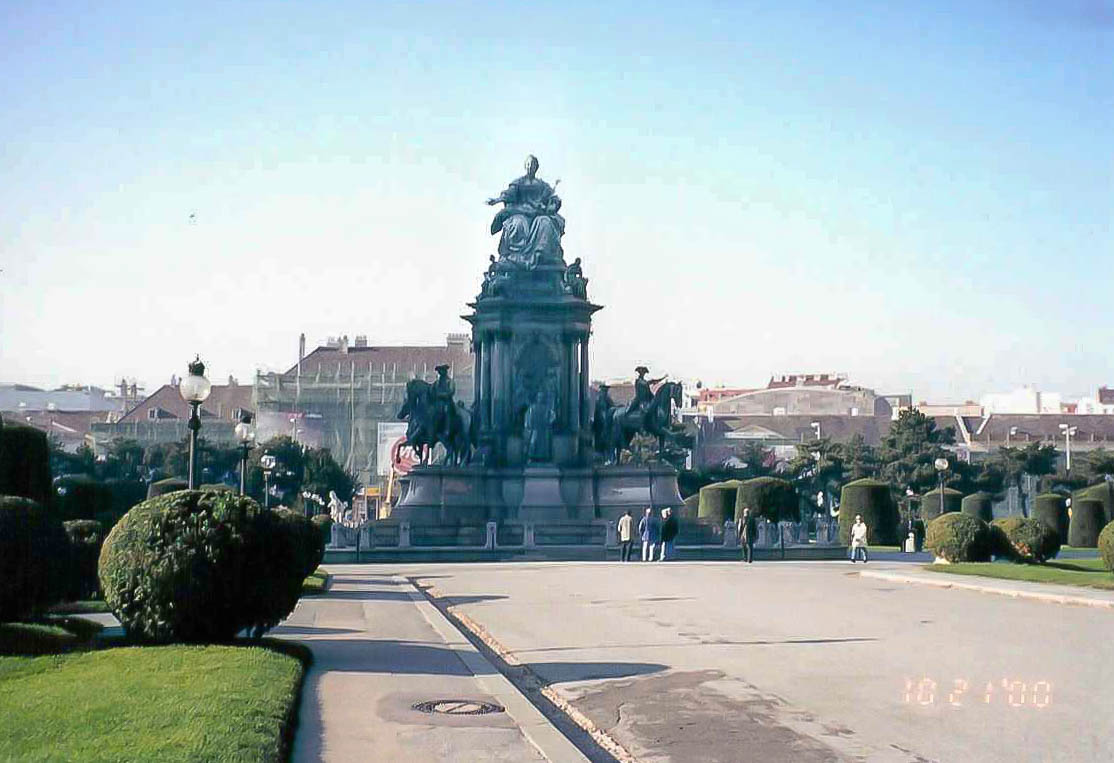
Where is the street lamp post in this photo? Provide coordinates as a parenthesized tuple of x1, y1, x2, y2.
(934, 457, 949, 513)
(260, 454, 276, 509)
(1059, 424, 1077, 472)
(234, 412, 255, 496)
(178, 357, 212, 490)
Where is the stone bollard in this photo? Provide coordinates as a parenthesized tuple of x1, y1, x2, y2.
(524, 522, 536, 549)
(605, 520, 618, 548)
(399, 521, 411, 549)
(330, 523, 343, 549)
(723, 519, 739, 548)
(485, 521, 497, 550)
(358, 523, 374, 550)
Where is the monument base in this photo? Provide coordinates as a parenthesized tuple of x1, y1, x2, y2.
(390, 462, 684, 523)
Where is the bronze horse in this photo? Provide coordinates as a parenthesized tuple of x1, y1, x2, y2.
(603, 380, 686, 464)
(397, 379, 475, 466)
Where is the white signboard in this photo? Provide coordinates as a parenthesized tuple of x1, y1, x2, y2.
(376, 422, 410, 476)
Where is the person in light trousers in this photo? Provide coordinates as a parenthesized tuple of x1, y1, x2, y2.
(638, 508, 661, 561)
(850, 514, 869, 563)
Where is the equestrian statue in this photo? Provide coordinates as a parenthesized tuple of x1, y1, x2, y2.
(397, 366, 476, 467)
(597, 368, 691, 465)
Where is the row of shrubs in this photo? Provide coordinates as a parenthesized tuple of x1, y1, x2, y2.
(0, 498, 110, 621)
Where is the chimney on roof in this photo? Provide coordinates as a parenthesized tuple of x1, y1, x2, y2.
(446, 333, 468, 351)
(354, 335, 368, 348)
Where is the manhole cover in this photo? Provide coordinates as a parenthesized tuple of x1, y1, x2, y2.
(412, 699, 505, 716)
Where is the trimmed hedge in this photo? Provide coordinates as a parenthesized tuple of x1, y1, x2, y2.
(735, 477, 798, 523)
(838, 478, 899, 545)
(146, 478, 188, 499)
(1068, 498, 1105, 548)
(62, 520, 105, 600)
(310, 514, 334, 548)
(1099, 521, 1114, 573)
(922, 487, 963, 522)
(960, 492, 994, 523)
(0, 422, 53, 509)
(990, 516, 1059, 563)
(1074, 482, 1114, 524)
(925, 513, 992, 563)
(698, 480, 741, 522)
(1, 496, 68, 621)
(275, 509, 325, 579)
(99, 490, 309, 643)
(54, 476, 113, 521)
(1032, 493, 1069, 543)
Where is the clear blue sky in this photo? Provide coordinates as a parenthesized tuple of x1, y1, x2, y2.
(1, 0, 1111, 402)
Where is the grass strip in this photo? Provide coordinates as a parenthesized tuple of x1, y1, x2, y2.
(301, 568, 330, 596)
(923, 558, 1114, 590)
(0, 642, 308, 762)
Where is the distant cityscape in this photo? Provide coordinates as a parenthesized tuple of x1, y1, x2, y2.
(4, 331, 1112, 493)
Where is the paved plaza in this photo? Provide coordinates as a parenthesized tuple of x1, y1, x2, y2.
(299, 561, 1113, 763)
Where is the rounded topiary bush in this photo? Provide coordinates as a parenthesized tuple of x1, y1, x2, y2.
(54, 476, 113, 521)
(925, 513, 992, 563)
(1068, 498, 1105, 548)
(736, 477, 798, 523)
(990, 516, 1059, 563)
(99, 490, 307, 643)
(0, 496, 68, 621)
(698, 480, 741, 522)
(0, 422, 53, 509)
(1098, 521, 1114, 573)
(62, 519, 105, 600)
(1032, 493, 1069, 543)
(146, 477, 188, 499)
(838, 478, 900, 545)
(922, 487, 963, 522)
(960, 492, 994, 523)
(311, 513, 335, 547)
(276, 509, 325, 579)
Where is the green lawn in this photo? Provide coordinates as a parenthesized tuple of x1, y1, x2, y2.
(924, 558, 1114, 590)
(302, 567, 330, 596)
(48, 599, 112, 615)
(0, 643, 306, 762)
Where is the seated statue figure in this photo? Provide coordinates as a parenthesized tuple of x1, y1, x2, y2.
(486, 155, 565, 269)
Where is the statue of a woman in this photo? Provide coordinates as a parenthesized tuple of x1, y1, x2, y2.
(486, 155, 565, 268)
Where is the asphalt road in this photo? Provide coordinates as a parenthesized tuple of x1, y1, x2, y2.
(342, 560, 1114, 763)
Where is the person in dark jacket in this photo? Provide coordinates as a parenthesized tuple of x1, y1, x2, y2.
(660, 508, 679, 561)
(737, 506, 757, 563)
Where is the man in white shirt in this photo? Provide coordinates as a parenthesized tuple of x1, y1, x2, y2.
(850, 514, 869, 563)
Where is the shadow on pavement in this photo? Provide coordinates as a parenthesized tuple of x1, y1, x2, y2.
(526, 661, 668, 683)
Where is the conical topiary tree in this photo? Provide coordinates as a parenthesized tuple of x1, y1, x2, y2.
(1032, 493, 1069, 543)
(960, 492, 994, 523)
(1068, 498, 1105, 548)
(922, 487, 963, 522)
(838, 478, 900, 545)
(735, 477, 798, 523)
(698, 480, 741, 522)
(1073, 482, 1114, 524)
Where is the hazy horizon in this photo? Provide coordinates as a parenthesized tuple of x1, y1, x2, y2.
(2, 1, 1111, 403)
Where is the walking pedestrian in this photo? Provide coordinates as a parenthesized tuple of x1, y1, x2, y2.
(850, 514, 869, 563)
(660, 508, 678, 561)
(639, 508, 660, 561)
(737, 506, 757, 563)
(617, 509, 634, 562)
